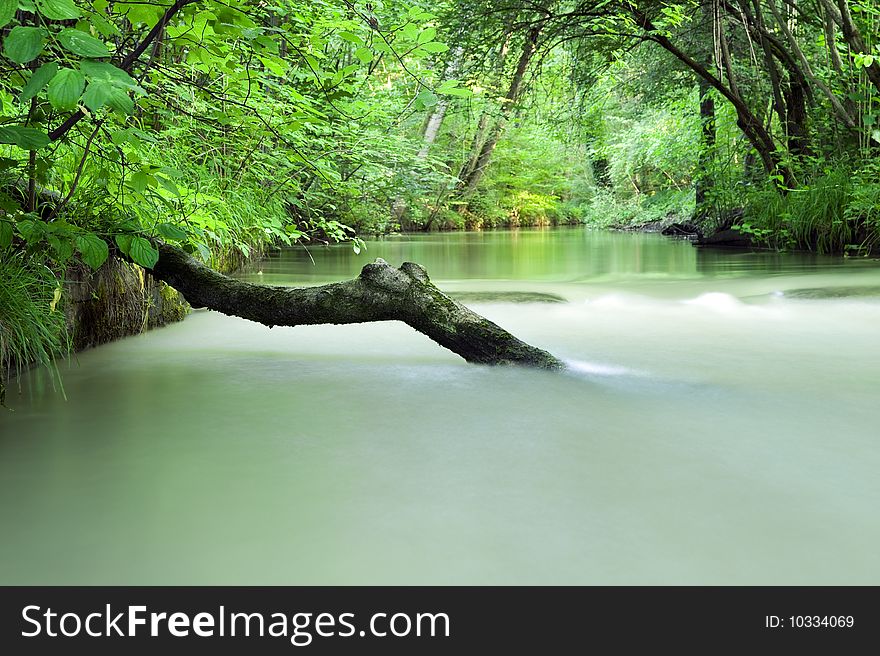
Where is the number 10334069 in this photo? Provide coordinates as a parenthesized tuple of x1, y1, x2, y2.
(765, 616, 854, 628)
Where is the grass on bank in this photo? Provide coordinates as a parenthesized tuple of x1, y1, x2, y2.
(0, 251, 69, 404)
(740, 167, 880, 254)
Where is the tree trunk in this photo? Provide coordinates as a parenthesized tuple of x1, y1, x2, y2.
(149, 244, 563, 369)
(821, 4, 856, 115)
(417, 47, 463, 160)
(766, 0, 858, 132)
(392, 49, 463, 228)
(458, 112, 491, 185)
(696, 76, 716, 208)
(417, 103, 450, 160)
(457, 25, 542, 195)
(742, 0, 787, 139)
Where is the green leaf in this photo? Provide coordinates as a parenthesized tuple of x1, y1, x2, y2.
(3, 26, 46, 64)
(354, 46, 373, 64)
(157, 223, 187, 241)
(414, 89, 438, 109)
(338, 31, 363, 46)
(80, 61, 138, 88)
(114, 233, 132, 255)
(0, 221, 12, 249)
(48, 234, 73, 262)
(58, 28, 111, 58)
(0, 189, 20, 211)
(0, 0, 16, 29)
(106, 87, 134, 115)
(82, 79, 114, 110)
(437, 80, 471, 97)
(129, 236, 159, 268)
(124, 3, 164, 27)
(417, 28, 437, 44)
(47, 68, 86, 110)
(0, 125, 51, 150)
(439, 86, 470, 97)
(75, 234, 109, 269)
(156, 175, 180, 197)
(401, 23, 419, 41)
(418, 42, 449, 53)
(17, 219, 45, 243)
(37, 0, 81, 20)
(128, 170, 154, 192)
(20, 62, 59, 103)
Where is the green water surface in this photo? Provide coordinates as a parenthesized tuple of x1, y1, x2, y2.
(2, 228, 879, 584)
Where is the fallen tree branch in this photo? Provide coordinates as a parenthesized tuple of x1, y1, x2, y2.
(150, 243, 564, 369)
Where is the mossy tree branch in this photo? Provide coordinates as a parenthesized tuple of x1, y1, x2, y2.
(149, 243, 564, 369)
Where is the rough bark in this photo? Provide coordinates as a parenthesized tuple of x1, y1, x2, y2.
(150, 244, 563, 369)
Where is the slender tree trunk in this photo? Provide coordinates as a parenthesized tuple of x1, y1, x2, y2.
(417, 104, 450, 160)
(743, 0, 787, 136)
(393, 49, 463, 228)
(696, 77, 716, 208)
(784, 77, 809, 156)
(457, 25, 542, 195)
(717, 14, 742, 100)
(417, 48, 463, 160)
(458, 33, 511, 185)
(695, 1, 717, 210)
(458, 112, 491, 184)
(821, 4, 856, 115)
(147, 244, 563, 369)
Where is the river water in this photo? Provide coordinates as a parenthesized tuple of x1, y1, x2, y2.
(2, 228, 879, 584)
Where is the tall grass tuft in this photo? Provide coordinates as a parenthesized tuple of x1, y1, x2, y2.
(744, 168, 879, 254)
(0, 252, 69, 404)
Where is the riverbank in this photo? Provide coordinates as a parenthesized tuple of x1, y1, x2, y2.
(0, 238, 275, 404)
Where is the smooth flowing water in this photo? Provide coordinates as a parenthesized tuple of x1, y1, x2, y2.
(2, 228, 879, 584)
